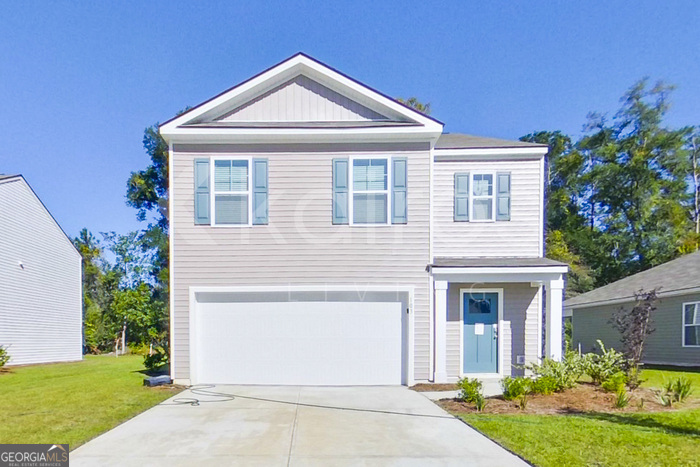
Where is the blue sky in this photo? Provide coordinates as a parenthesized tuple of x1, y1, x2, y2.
(1, 1, 699, 238)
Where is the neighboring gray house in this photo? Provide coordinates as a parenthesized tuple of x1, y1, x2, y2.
(159, 53, 567, 386)
(566, 251, 700, 367)
(0, 175, 82, 366)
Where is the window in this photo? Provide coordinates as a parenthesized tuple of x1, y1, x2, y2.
(683, 301, 700, 347)
(351, 158, 388, 224)
(454, 171, 510, 222)
(212, 159, 250, 225)
(471, 173, 495, 221)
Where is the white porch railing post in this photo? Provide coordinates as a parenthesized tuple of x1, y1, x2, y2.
(434, 280, 448, 383)
(545, 277, 565, 361)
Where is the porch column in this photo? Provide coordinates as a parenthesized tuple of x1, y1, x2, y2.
(545, 277, 565, 361)
(434, 280, 448, 383)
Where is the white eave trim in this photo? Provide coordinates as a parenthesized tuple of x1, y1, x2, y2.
(434, 147, 548, 158)
(431, 266, 568, 275)
(160, 54, 444, 138)
(565, 285, 700, 311)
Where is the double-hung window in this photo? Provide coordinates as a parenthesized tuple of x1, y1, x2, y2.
(454, 171, 510, 222)
(471, 173, 495, 221)
(212, 158, 251, 226)
(683, 301, 700, 347)
(351, 158, 389, 224)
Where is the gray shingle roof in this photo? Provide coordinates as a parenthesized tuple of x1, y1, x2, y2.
(435, 133, 547, 150)
(565, 251, 700, 308)
(430, 257, 567, 268)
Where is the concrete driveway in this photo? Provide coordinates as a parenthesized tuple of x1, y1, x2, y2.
(71, 385, 527, 466)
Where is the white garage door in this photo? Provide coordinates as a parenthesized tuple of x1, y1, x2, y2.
(193, 300, 405, 385)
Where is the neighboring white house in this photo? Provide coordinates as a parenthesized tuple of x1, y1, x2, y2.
(0, 174, 82, 366)
(160, 53, 568, 386)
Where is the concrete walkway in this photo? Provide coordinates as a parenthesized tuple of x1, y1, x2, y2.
(71, 385, 527, 466)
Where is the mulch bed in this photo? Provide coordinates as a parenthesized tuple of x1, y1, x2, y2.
(410, 383, 459, 392)
(436, 383, 700, 415)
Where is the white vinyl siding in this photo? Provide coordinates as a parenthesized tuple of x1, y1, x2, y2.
(0, 178, 82, 366)
(171, 143, 431, 382)
(217, 75, 388, 122)
(434, 159, 542, 257)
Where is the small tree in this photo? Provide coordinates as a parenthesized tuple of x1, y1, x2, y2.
(609, 288, 657, 367)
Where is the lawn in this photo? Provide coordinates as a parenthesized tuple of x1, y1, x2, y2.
(448, 369, 700, 467)
(0, 355, 181, 450)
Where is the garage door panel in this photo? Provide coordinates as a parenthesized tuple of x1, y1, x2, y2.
(195, 301, 403, 385)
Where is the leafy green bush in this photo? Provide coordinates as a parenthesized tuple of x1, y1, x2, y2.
(143, 345, 169, 372)
(601, 371, 628, 393)
(583, 340, 626, 385)
(457, 377, 484, 404)
(524, 350, 586, 392)
(501, 377, 531, 401)
(530, 376, 559, 395)
(0, 345, 10, 368)
(657, 377, 693, 406)
(614, 387, 630, 408)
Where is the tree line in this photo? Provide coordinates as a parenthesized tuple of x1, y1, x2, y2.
(524, 79, 699, 297)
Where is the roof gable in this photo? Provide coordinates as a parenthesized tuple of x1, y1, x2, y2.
(160, 53, 443, 142)
(216, 74, 390, 123)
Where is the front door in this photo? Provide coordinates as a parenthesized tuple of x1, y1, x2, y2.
(462, 291, 499, 374)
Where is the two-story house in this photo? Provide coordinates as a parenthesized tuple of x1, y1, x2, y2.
(160, 53, 567, 386)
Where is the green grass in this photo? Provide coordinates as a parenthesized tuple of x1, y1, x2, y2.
(453, 368, 700, 467)
(641, 367, 700, 398)
(461, 409, 700, 467)
(0, 355, 181, 449)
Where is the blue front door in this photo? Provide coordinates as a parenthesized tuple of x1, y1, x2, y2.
(463, 292, 499, 374)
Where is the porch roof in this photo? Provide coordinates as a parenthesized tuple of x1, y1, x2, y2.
(428, 257, 567, 283)
(429, 257, 567, 269)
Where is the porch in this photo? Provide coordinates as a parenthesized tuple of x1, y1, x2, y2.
(428, 257, 568, 383)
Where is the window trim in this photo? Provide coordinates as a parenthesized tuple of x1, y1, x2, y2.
(469, 171, 497, 223)
(682, 300, 700, 348)
(348, 156, 392, 226)
(210, 156, 253, 227)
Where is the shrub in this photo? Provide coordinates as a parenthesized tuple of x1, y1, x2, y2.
(501, 377, 531, 401)
(0, 345, 10, 368)
(143, 345, 169, 372)
(626, 365, 644, 390)
(457, 377, 484, 404)
(517, 394, 528, 410)
(473, 393, 488, 412)
(524, 350, 585, 392)
(583, 340, 626, 385)
(614, 387, 630, 408)
(657, 377, 693, 406)
(601, 371, 628, 393)
(530, 375, 559, 395)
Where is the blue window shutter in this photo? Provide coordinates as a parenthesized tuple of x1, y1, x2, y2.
(392, 157, 407, 224)
(454, 172, 469, 221)
(332, 158, 349, 224)
(194, 158, 210, 225)
(497, 172, 511, 221)
(252, 159, 268, 225)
